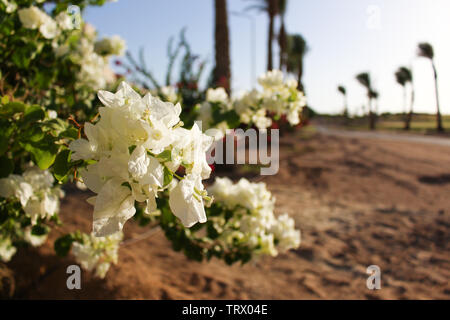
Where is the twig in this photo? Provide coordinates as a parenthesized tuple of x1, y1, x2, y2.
(120, 224, 161, 247)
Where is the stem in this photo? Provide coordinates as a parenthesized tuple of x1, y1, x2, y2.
(120, 223, 161, 247)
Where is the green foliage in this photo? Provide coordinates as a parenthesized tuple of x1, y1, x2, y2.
(54, 234, 75, 257)
(53, 149, 72, 182)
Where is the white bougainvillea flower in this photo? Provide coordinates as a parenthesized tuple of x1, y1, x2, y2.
(128, 145, 150, 179)
(258, 69, 284, 89)
(55, 11, 74, 30)
(91, 178, 136, 236)
(0, 236, 16, 262)
(39, 17, 59, 39)
(206, 87, 228, 104)
(0, 167, 63, 225)
(71, 231, 122, 278)
(207, 177, 300, 259)
(169, 174, 207, 227)
(18, 6, 60, 39)
(94, 35, 126, 56)
(170, 124, 213, 179)
(142, 93, 182, 128)
(18, 7, 44, 29)
(72, 82, 212, 235)
(142, 119, 174, 154)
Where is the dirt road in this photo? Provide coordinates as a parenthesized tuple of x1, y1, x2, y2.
(7, 128, 450, 299)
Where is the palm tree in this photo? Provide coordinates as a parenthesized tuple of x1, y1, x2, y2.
(277, 0, 288, 71)
(213, 0, 231, 92)
(286, 34, 307, 92)
(246, 0, 278, 71)
(356, 72, 376, 130)
(417, 43, 443, 132)
(395, 66, 414, 130)
(337, 85, 348, 117)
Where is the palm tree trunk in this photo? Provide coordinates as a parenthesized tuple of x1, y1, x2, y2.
(267, 13, 274, 71)
(402, 86, 408, 129)
(213, 0, 231, 93)
(297, 59, 304, 92)
(368, 96, 375, 130)
(278, 18, 286, 71)
(432, 62, 444, 132)
(343, 94, 348, 117)
(404, 85, 414, 130)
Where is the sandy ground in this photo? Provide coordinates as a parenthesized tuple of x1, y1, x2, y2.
(5, 126, 450, 299)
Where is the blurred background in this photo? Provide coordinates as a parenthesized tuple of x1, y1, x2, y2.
(85, 0, 450, 117)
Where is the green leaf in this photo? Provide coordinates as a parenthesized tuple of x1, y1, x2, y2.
(23, 105, 45, 124)
(0, 156, 14, 178)
(22, 135, 58, 170)
(31, 224, 49, 236)
(0, 120, 13, 156)
(224, 110, 241, 129)
(128, 145, 136, 154)
(1, 96, 9, 105)
(156, 149, 171, 162)
(53, 149, 71, 181)
(54, 234, 74, 257)
(163, 167, 173, 187)
(59, 127, 78, 140)
(0, 101, 25, 116)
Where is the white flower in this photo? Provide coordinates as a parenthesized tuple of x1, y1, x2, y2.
(39, 16, 59, 39)
(270, 214, 301, 252)
(71, 231, 122, 278)
(206, 87, 228, 104)
(207, 177, 300, 259)
(82, 23, 96, 40)
(18, 6, 59, 39)
(169, 174, 207, 227)
(18, 7, 44, 29)
(2, 0, 17, 13)
(55, 11, 73, 30)
(258, 69, 284, 89)
(24, 227, 48, 247)
(91, 178, 136, 237)
(48, 110, 57, 119)
(0, 236, 16, 262)
(128, 145, 150, 179)
(160, 86, 178, 103)
(94, 35, 126, 56)
(0, 174, 33, 206)
(72, 82, 212, 236)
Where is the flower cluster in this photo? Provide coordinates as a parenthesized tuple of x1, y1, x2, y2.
(68, 25, 122, 90)
(18, 6, 74, 39)
(69, 81, 213, 236)
(234, 70, 307, 129)
(71, 231, 122, 278)
(0, 167, 63, 224)
(207, 177, 300, 258)
(94, 35, 126, 57)
(0, 235, 16, 262)
(197, 87, 232, 137)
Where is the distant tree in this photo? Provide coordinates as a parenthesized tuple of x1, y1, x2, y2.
(246, 0, 278, 71)
(277, 0, 288, 70)
(356, 72, 376, 130)
(286, 34, 308, 92)
(395, 66, 414, 130)
(337, 85, 348, 117)
(213, 0, 231, 93)
(417, 43, 443, 132)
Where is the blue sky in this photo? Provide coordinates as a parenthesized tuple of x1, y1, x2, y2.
(84, 0, 450, 115)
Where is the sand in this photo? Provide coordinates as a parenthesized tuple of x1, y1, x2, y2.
(5, 127, 450, 299)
